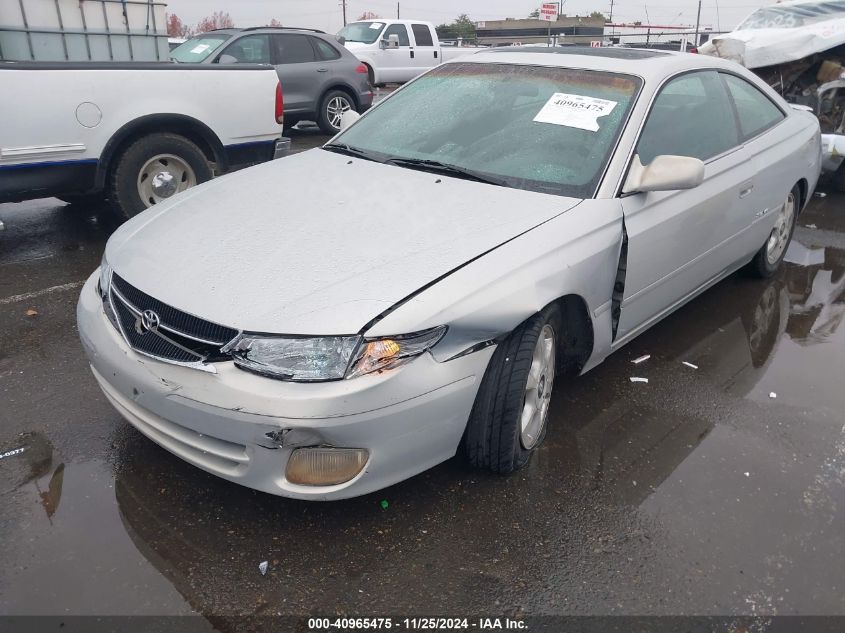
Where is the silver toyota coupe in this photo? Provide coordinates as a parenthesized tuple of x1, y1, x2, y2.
(78, 47, 821, 499)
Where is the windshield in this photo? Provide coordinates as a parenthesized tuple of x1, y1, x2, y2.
(738, 0, 845, 29)
(170, 34, 230, 62)
(338, 21, 385, 44)
(332, 62, 641, 198)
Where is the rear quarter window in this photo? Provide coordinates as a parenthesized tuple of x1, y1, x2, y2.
(721, 73, 785, 140)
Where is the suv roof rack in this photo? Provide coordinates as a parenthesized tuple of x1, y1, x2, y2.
(241, 26, 326, 34)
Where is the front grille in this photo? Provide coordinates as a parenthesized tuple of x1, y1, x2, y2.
(112, 274, 238, 345)
(108, 274, 239, 366)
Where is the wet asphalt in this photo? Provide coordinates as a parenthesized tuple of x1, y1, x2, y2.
(1, 131, 844, 625)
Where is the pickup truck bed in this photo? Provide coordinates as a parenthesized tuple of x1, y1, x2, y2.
(0, 61, 285, 216)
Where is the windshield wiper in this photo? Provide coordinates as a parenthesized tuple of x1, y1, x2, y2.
(322, 143, 382, 162)
(384, 158, 506, 187)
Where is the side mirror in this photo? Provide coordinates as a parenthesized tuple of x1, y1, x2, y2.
(337, 35, 346, 46)
(380, 34, 400, 49)
(339, 110, 361, 131)
(217, 54, 238, 64)
(622, 154, 705, 194)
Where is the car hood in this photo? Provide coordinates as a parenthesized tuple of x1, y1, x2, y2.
(107, 149, 580, 334)
(699, 19, 845, 68)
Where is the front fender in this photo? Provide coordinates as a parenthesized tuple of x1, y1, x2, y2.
(366, 199, 624, 371)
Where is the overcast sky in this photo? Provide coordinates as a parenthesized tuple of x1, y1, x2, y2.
(166, 0, 771, 35)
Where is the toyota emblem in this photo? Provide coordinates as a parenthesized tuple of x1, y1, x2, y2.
(138, 309, 161, 334)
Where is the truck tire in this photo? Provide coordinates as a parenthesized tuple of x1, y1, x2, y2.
(748, 184, 798, 278)
(109, 133, 212, 219)
(464, 305, 562, 474)
(317, 90, 355, 135)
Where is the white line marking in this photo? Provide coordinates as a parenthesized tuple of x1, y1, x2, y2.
(0, 280, 85, 305)
(682, 361, 699, 369)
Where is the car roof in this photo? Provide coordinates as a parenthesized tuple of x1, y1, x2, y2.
(461, 46, 744, 81)
(204, 26, 326, 36)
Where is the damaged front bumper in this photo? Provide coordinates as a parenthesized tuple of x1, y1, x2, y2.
(76, 272, 492, 500)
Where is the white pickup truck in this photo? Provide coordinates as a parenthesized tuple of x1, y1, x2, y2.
(337, 19, 484, 85)
(0, 61, 287, 217)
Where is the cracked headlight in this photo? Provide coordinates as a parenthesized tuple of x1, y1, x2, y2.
(223, 335, 361, 381)
(224, 326, 447, 381)
(98, 253, 112, 299)
(346, 326, 447, 379)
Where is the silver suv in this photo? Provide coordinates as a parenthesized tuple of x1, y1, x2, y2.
(171, 27, 373, 134)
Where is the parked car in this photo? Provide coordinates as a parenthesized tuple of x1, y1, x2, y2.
(171, 27, 373, 134)
(78, 48, 820, 500)
(699, 0, 845, 184)
(337, 19, 485, 85)
(0, 61, 287, 217)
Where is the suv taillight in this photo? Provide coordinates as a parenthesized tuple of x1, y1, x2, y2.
(275, 81, 284, 124)
(355, 63, 368, 74)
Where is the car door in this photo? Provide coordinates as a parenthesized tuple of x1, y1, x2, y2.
(271, 33, 321, 116)
(615, 70, 756, 342)
(379, 23, 414, 83)
(410, 23, 438, 71)
(719, 72, 791, 257)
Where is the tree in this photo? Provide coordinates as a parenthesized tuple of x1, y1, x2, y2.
(589, 11, 608, 20)
(195, 11, 234, 34)
(165, 13, 192, 38)
(435, 13, 476, 42)
(267, 18, 283, 27)
(357, 11, 382, 20)
(528, 9, 540, 19)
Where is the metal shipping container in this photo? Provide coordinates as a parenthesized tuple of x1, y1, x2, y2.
(0, 0, 168, 62)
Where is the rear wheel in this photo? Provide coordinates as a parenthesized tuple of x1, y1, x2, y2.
(749, 185, 798, 278)
(465, 305, 561, 473)
(317, 90, 355, 135)
(109, 133, 212, 219)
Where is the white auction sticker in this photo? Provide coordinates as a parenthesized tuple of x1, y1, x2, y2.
(191, 44, 210, 54)
(533, 93, 617, 132)
(369, 22, 384, 29)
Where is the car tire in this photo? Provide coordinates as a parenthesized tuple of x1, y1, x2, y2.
(464, 305, 562, 474)
(317, 90, 355, 135)
(364, 63, 375, 88)
(109, 133, 212, 219)
(749, 184, 799, 278)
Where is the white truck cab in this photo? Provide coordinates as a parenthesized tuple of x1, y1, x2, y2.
(337, 19, 484, 85)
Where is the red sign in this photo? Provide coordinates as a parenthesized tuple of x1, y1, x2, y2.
(540, 3, 558, 22)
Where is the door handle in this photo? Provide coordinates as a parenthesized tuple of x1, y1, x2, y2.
(410, 50, 415, 59)
(739, 184, 754, 199)
(317, 67, 328, 72)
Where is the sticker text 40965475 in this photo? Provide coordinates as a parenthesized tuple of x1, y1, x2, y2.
(533, 92, 617, 132)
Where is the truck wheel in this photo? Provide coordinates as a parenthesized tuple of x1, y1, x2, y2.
(464, 305, 562, 474)
(110, 133, 212, 218)
(317, 90, 355, 135)
(749, 185, 798, 278)
(364, 63, 375, 88)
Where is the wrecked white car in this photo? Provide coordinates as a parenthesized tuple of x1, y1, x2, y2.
(700, 0, 845, 182)
(78, 49, 820, 500)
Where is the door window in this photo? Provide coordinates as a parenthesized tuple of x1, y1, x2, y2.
(411, 24, 434, 46)
(273, 34, 317, 64)
(384, 24, 410, 46)
(218, 35, 271, 64)
(636, 70, 740, 164)
(312, 37, 341, 61)
(721, 73, 785, 139)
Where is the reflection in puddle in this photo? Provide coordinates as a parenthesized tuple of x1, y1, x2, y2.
(785, 242, 845, 344)
(0, 431, 65, 522)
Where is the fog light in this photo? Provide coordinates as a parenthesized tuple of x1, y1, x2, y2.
(285, 447, 369, 486)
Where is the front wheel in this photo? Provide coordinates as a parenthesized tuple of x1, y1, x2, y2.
(109, 133, 213, 219)
(749, 185, 799, 278)
(464, 305, 562, 474)
(317, 90, 355, 135)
